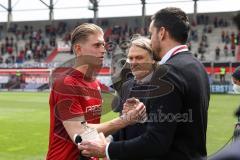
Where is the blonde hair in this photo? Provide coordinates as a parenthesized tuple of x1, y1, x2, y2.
(130, 35, 153, 59)
(71, 23, 103, 46)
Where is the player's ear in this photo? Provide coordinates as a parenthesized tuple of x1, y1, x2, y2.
(73, 44, 82, 56)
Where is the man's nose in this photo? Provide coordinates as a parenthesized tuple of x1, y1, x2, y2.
(101, 46, 106, 55)
(131, 58, 138, 64)
(130, 59, 138, 67)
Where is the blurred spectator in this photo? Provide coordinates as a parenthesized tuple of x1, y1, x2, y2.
(187, 42, 192, 51)
(215, 46, 220, 60)
(202, 34, 208, 48)
(231, 32, 235, 45)
(0, 55, 3, 63)
(200, 53, 205, 61)
(204, 15, 209, 25)
(7, 46, 13, 55)
(231, 44, 236, 57)
(203, 25, 208, 33)
(225, 32, 230, 44)
(198, 42, 205, 54)
(220, 67, 226, 83)
(50, 36, 56, 47)
(207, 26, 212, 33)
(190, 29, 198, 42)
(214, 17, 218, 28)
(197, 14, 209, 25)
(221, 31, 225, 42)
(42, 45, 48, 58)
(237, 32, 240, 45)
(219, 18, 224, 27)
(0, 43, 4, 55)
(0, 25, 3, 40)
(224, 44, 228, 57)
(26, 49, 32, 60)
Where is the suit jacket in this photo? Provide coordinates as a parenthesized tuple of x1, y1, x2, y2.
(108, 51, 210, 160)
(112, 79, 149, 141)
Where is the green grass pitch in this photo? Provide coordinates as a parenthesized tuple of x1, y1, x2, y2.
(0, 92, 239, 160)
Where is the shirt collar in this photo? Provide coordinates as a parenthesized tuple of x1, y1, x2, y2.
(158, 45, 188, 65)
(135, 71, 153, 84)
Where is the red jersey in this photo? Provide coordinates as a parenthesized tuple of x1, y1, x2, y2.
(46, 68, 102, 160)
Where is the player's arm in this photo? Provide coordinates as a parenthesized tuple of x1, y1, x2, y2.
(63, 101, 146, 142)
(88, 98, 146, 136)
(63, 116, 127, 142)
(88, 116, 131, 136)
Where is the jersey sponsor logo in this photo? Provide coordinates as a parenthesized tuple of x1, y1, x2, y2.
(86, 105, 102, 116)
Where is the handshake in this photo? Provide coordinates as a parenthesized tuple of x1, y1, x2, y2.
(77, 98, 147, 159)
(120, 97, 147, 124)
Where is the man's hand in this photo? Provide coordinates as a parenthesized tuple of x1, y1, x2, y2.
(122, 97, 147, 124)
(122, 97, 140, 114)
(78, 132, 107, 158)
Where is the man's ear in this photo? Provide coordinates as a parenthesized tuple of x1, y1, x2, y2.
(158, 27, 166, 41)
(73, 44, 81, 56)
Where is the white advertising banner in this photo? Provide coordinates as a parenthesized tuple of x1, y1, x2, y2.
(0, 76, 9, 84)
(25, 77, 49, 84)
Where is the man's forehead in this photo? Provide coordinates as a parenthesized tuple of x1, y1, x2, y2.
(97, 37, 105, 43)
(97, 33, 104, 41)
(89, 33, 105, 43)
(128, 53, 146, 58)
(128, 47, 149, 57)
(93, 39, 105, 45)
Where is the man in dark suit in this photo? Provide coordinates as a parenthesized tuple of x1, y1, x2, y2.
(79, 7, 210, 160)
(112, 36, 156, 141)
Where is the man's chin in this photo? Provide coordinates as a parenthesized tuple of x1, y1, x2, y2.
(133, 71, 149, 79)
(92, 60, 103, 68)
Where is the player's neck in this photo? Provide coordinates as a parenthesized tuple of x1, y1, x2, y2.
(75, 65, 96, 81)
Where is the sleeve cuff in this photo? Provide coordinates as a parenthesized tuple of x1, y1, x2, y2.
(106, 135, 113, 142)
(105, 142, 111, 160)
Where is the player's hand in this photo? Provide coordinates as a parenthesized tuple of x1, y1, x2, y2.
(78, 132, 107, 158)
